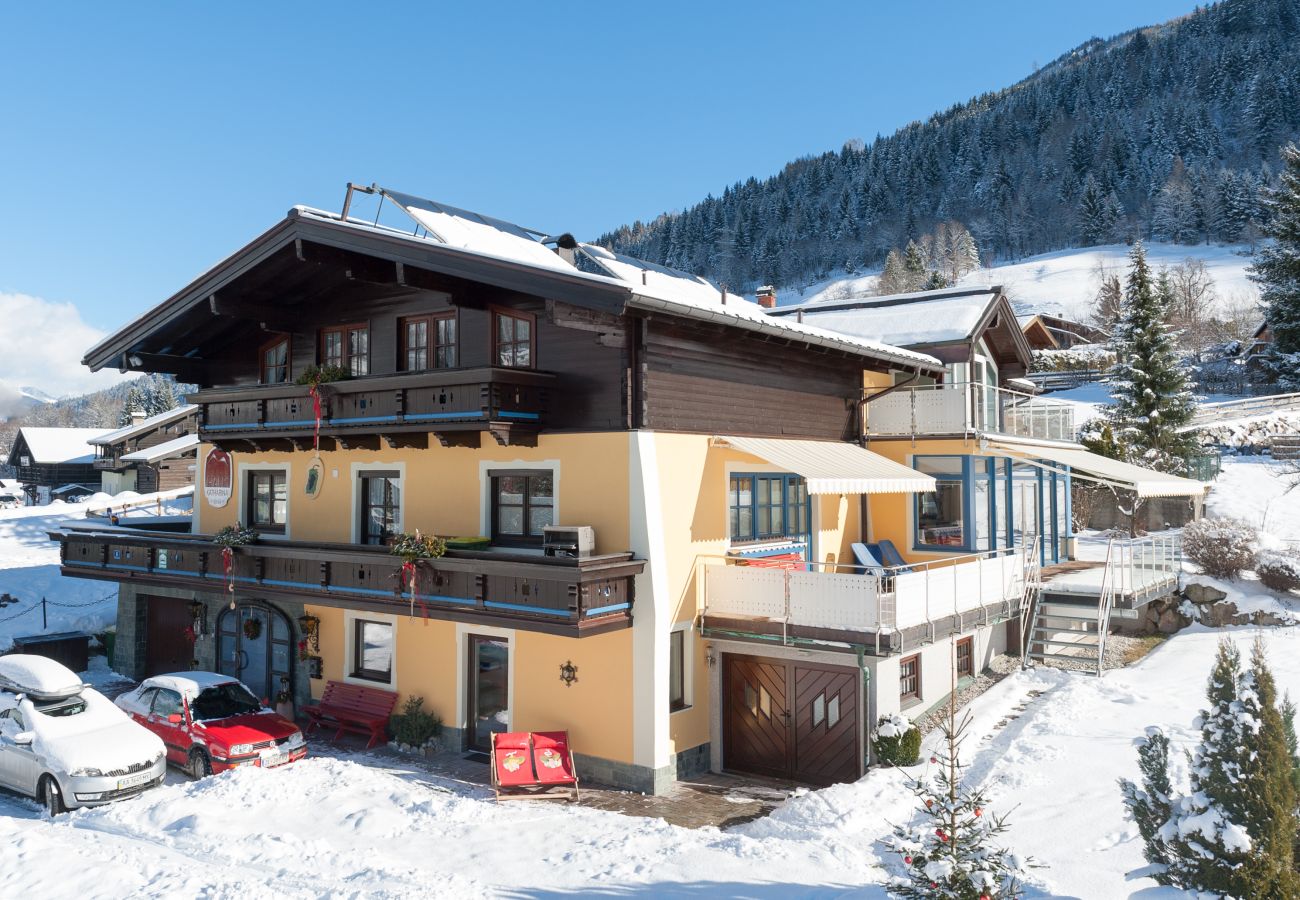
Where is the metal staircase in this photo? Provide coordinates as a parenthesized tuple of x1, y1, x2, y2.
(1024, 538, 1117, 676)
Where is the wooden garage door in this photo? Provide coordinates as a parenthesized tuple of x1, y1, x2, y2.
(723, 653, 860, 786)
(145, 595, 194, 676)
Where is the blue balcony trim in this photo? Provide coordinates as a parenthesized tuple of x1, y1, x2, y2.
(484, 601, 570, 617)
(496, 410, 541, 421)
(583, 602, 631, 616)
(402, 411, 488, 421)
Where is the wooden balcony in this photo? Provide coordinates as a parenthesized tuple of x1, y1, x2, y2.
(864, 382, 1076, 442)
(51, 526, 642, 637)
(93, 454, 123, 471)
(193, 367, 553, 450)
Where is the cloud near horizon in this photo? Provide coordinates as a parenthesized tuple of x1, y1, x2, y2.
(0, 291, 130, 410)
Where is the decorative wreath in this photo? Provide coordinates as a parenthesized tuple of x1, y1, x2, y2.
(242, 617, 263, 641)
(389, 529, 446, 564)
(214, 524, 258, 548)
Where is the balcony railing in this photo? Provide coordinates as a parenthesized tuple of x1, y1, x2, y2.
(701, 547, 1028, 651)
(193, 367, 553, 447)
(50, 526, 641, 637)
(864, 382, 1076, 442)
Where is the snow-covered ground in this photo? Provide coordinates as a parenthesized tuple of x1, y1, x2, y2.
(0, 459, 1297, 898)
(785, 241, 1256, 321)
(0, 500, 119, 651)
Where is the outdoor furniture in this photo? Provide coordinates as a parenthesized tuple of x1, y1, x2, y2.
(850, 543, 888, 577)
(870, 539, 914, 572)
(741, 552, 806, 571)
(303, 680, 398, 749)
(490, 730, 580, 802)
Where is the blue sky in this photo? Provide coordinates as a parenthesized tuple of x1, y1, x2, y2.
(0, 1, 1196, 357)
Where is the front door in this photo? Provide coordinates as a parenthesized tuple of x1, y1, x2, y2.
(217, 603, 293, 703)
(467, 635, 509, 753)
(723, 653, 862, 786)
(144, 595, 194, 676)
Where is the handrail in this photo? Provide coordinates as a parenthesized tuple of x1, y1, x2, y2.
(1096, 538, 1116, 675)
(1019, 535, 1042, 659)
(862, 381, 1077, 441)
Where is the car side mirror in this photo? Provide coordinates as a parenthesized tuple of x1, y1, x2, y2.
(13, 731, 33, 746)
(167, 714, 183, 725)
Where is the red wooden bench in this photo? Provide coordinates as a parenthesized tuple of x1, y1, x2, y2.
(303, 680, 398, 750)
(490, 730, 580, 802)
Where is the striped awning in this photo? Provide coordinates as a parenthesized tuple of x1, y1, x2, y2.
(986, 439, 1208, 498)
(717, 436, 936, 495)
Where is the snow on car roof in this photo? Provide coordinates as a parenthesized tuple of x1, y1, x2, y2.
(144, 671, 241, 699)
(0, 654, 83, 699)
(11, 427, 113, 465)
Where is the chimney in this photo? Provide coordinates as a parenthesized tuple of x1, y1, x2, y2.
(756, 285, 777, 309)
(551, 233, 579, 266)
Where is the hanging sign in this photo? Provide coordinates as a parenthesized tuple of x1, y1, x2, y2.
(304, 459, 324, 499)
(203, 448, 233, 508)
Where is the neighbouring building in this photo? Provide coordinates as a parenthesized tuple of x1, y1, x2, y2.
(47, 193, 1206, 793)
(6, 426, 110, 504)
(1018, 312, 1108, 351)
(89, 404, 199, 494)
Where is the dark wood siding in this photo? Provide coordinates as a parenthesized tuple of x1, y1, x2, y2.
(641, 319, 861, 440)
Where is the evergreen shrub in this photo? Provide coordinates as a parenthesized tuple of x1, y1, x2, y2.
(1182, 517, 1257, 580)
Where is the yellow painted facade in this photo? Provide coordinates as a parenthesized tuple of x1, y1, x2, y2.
(863, 436, 982, 565)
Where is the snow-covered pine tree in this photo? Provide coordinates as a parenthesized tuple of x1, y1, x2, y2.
(1102, 241, 1197, 473)
(1118, 727, 1175, 883)
(903, 241, 929, 291)
(925, 270, 949, 290)
(955, 228, 981, 279)
(1151, 158, 1200, 245)
(1121, 639, 1298, 896)
(117, 385, 146, 427)
(879, 248, 908, 295)
(1248, 142, 1300, 388)
(148, 379, 178, 415)
(890, 703, 1031, 898)
(1077, 174, 1121, 246)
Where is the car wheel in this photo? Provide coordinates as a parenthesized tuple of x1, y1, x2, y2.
(41, 776, 66, 817)
(188, 749, 212, 780)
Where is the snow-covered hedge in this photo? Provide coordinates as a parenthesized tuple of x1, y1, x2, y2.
(1197, 412, 1300, 452)
(1182, 517, 1257, 580)
(1030, 344, 1114, 372)
(1257, 551, 1300, 593)
(871, 713, 921, 767)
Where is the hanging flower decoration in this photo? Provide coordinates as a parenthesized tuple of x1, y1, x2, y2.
(213, 524, 258, 610)
(389, 530, 446, 619)
(242, 616, 263, 641)
(184, 624, 197, 644)
(297, 638, 311, 661)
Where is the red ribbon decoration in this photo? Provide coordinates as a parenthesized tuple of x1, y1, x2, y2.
(401, 560, 430, 622)
(308, 376, 323, 452)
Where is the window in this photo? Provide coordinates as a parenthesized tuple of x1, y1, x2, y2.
(401, 313, 457, 371)
(729, 474, 810, 543)
(490, 471, 554, 545)
(914, 457, 964, 548)
(493, 309, 534, 368)
(150, 688, 184, 719)
(351, 619, 394, 683)
(900, 654, 921, 703)
(956, 637, 974, 679)
(260, 335, 290, 384)
(360, 472, 401, 546)
(669, 629, 688, 712)
(321, 323, 369, 376)
(248, 470, 288, 532)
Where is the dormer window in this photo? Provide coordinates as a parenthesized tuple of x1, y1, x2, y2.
(260, 335, 290, 384)
(321, 323, 369, 376)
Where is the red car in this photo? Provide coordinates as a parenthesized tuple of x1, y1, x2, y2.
(115, 672, 307, 777)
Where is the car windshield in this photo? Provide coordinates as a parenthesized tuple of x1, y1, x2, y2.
(190, 682, 262, 721)
(34, 696, 87, 717)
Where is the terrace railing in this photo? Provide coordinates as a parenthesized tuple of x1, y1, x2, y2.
(864, 382, 1077, 442)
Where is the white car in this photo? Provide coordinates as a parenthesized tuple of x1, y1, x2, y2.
(0, 655, 166, 815)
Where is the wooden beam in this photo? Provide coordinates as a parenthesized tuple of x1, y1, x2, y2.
(207, 294, 299, 333)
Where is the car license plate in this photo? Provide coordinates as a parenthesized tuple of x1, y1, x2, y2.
(259, 748, 288, 768)
(116, 771, 152, 790)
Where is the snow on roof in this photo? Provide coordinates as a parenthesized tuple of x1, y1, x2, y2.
(296, 198, 942, 372)
(380, 189, 576, 274)
(120, 432, 199, 463)
(13, 427, 113, 464)
(771, 286, 1000, 348)
(90, 405, 196, 446)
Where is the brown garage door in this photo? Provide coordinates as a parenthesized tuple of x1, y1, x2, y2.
(144, 595, 194, 676)
(723, 653, 861, 786)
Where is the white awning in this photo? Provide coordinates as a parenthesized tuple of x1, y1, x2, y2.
(986, 439, 1208, 498)
(717, 436, 937, 495)
(120, 433, 200, 464)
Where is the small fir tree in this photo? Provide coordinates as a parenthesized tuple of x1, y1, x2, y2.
(1120, 639, 1298, 897)
(903, 241, 929, 291)
(889, 702, 1031, 898)
(1102, 241, 1198, 473)
(1248, 143, 1300, 388)
(879, 248, 909, 295)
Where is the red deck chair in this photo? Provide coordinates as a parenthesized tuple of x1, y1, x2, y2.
(530, 731, 580, 801)
(490, 732, 537, 800)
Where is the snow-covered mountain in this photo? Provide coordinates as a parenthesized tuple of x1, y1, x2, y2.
(780, 241, 1258, 323)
